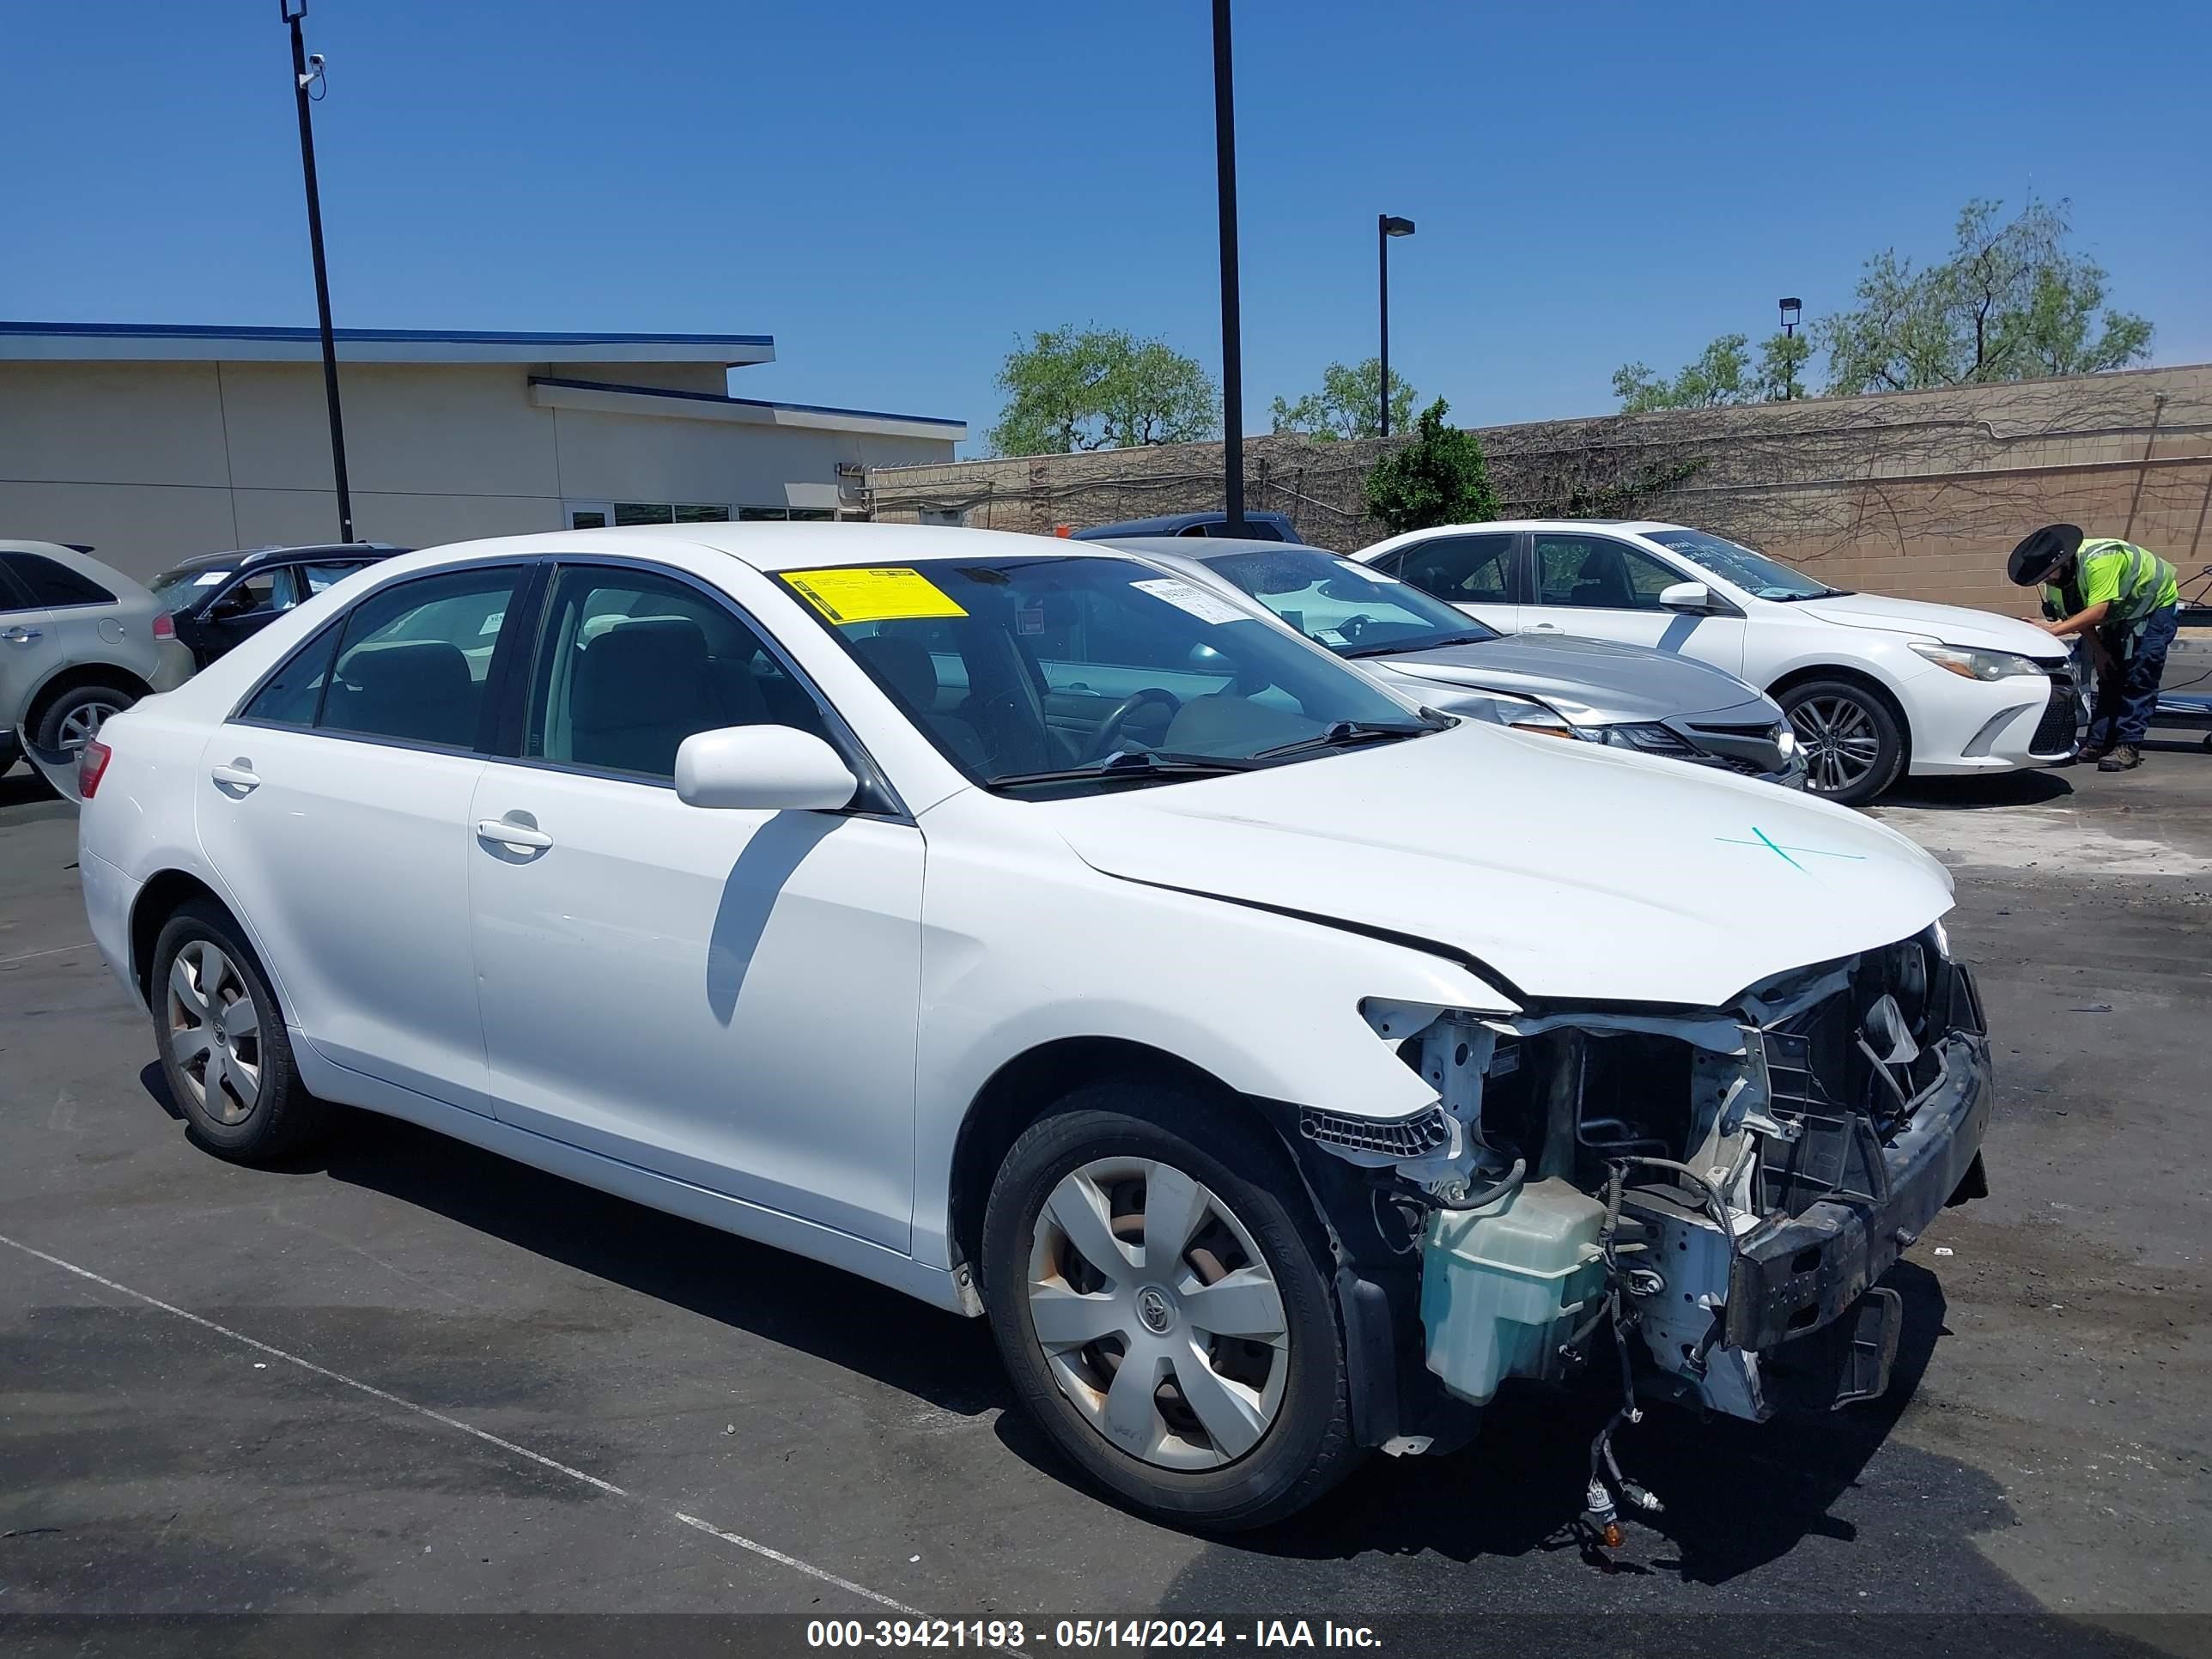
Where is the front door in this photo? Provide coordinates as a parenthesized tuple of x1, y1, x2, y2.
(196, 562, 532, 1114)
(465, 561, 925, 1251)
(1524, 531, 1747, 675)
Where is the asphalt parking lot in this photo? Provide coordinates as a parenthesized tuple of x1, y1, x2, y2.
(3, 743, 2209, 1656)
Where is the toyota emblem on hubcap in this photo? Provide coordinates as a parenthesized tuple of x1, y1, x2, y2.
(1136, 1286, 1175, 1334)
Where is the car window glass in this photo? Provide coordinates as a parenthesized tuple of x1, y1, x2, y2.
(299, 562, 368, 595)
(527, 565, 830, 781)
(1533, 535, 1680, 611)
(1206, 550, 1498, 653)
(207, 569, 290, 622)
(1396, 533, 1514, 604)
(0, 562, 33, 612)
(317, 567, 522, 749)
(0, 551, 115, 609)
(241, 620, 344, 726)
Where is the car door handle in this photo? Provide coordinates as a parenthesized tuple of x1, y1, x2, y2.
(1528, 623, 1561, 631)
(2, 625, 41, 644)
(476, 816, 553, 852)
(210, 760, 260, 794)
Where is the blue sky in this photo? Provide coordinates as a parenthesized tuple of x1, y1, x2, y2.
(7, 1, 2208, 452)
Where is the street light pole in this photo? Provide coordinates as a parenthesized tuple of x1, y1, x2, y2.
(283, 0, 355, 542)
(1778, 296, 1802, 402)
(1377, 215, 1415, 437)
(1210, 0, 1244, 532)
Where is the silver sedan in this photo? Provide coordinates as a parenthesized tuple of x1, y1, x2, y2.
(1108, 538, 1804, 787)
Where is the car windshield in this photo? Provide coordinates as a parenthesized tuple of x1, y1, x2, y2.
(786, 554, 1442, 796)
(1203, 549, 1499, 657)
(1642, 528, 1844, 601)
(150, 565, 228, 605)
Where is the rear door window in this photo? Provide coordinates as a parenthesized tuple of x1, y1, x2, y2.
(316, 568, 526, 750)
(0, 551, 115, 609)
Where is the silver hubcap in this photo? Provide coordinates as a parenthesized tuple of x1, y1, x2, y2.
(1790, 695, 1881, 793)
(166, 942, 263, 1125)
(1025, 1157, 1289, 1471)
(58, 700, 123, 752)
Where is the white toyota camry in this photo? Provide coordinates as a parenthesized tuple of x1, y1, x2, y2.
(71, 524, 1994, 1529)
(1358, 520, 2079, 803)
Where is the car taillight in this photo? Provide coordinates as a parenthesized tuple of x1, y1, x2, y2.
(152, 611, 176, 639)
(79, 738, 113, 799)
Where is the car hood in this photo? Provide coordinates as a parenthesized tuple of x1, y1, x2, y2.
(1788, 592, 2059, 656)
(1045, 721, 1950, 1008)
(1375, 634, 1771, 724)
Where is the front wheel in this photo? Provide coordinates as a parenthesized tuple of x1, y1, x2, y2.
(1779, 678, 1905, 805)
(981, 1083, 1358, 1529)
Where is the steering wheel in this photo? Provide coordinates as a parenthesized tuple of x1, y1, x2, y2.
(1084, 687, 1183, 762)
(1335, 613, 1377, 644)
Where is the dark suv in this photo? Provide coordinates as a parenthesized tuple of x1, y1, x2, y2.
(150, 543, 410, 669)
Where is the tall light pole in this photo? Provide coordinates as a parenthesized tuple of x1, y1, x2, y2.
(1377, 214, 1416, 437)
(1778, 295, 1802, 402)
(283, 0, 355, 541)
(1210, 0, 1244, 532)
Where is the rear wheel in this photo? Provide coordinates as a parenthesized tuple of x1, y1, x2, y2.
(33, 683, 134, 756)
(151, 901, 329, 1162)
(1779, 678, 1905, 805)
(981, 1082, 1358, 1529)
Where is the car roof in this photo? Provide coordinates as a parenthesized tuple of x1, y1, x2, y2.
(161, 541, 410, 574)
(1066, 510, 1298, 540)
(0, 538, 147, 596)
(391, 520, 1196, 578)
(1103, 535, 1340, 562)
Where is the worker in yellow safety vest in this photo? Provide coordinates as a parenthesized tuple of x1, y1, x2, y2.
(2008, 523, 2181, 772)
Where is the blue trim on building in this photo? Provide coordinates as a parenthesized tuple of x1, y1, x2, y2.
(531, 376, 966, 431)
(0, 321, 775, 350)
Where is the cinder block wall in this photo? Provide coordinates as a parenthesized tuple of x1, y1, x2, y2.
(867, 364, 2212, 618)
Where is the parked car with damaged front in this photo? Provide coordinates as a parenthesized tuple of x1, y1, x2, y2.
(70, 524, 1991, 1532)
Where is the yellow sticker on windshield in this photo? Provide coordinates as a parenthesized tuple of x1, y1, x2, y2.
(781, 567, 969, 624)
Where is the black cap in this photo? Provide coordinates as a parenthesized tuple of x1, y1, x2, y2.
(2008, 523, 2083, 586)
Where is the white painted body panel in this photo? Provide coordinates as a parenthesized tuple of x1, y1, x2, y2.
(1359, 520, 2071, 775)
(467, 761, 925, 1251)
(75, 522, 1959, 1312)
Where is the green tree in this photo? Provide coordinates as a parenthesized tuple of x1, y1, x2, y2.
(987, 326, 1219, 455)
(1817, 198, 2153, 393)
(1757, 329, 1813, 401)
(1363, 398, 1499, 536)
(1611, 334, 1756, 412)
(1269, 358, 1417, 441)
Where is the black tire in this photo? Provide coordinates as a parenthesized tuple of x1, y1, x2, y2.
(981, 1081, 1358, 1530)
(1778, 677, 1906, 805)
(150, 900, 329, 1163)
(0, 730, 18, 778)
(33, 681, 136, 755)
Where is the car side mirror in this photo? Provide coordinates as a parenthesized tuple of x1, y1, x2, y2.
(674, 726, 856, 812)
(1659, 580, 1714, 613)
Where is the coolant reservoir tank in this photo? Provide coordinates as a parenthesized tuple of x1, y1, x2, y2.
(1419, 1177, 1609, 1406)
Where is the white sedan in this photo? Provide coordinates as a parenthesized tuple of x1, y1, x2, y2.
(1358, 520, 2078, 803)
(71, 525, 1994, 1528)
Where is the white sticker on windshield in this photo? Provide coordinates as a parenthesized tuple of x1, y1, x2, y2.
(1130, 578, 1249, 626)
(193, 570, 229, 586)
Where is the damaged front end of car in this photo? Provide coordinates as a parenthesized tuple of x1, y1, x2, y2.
(1291, 923, 1991, 1533)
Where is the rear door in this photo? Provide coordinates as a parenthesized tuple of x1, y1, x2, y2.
(1377, 531, 1520, 633)
(1524, 531, 1747, 674)
(197, 561, 535, 1114)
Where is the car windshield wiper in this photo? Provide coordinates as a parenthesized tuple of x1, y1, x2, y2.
(1771, 586, 1850, 601)
(988, 750, 1261, 791)
(1249, 720, 1438, 761)
(1340, 630, 1493, 658)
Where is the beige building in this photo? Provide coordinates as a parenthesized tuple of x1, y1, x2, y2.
(0, 322, 965, 581)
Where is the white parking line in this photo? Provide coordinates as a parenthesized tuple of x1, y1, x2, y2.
(0, 941, 93, 966)
(0, 1230, 935, 1620)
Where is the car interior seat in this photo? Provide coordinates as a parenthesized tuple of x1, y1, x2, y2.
(569, 617, 722, 775)
(852, 634, 988, 769)
(326, 640, 477, 747)
(1567, 545, 1635, 608)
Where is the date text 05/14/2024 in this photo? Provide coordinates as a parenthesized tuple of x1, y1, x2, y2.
(805, 1620, 1382, 1649)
